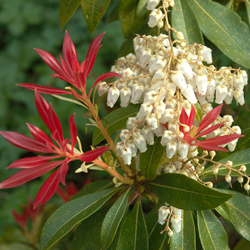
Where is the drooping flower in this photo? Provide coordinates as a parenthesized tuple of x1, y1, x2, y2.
(179, 104, 243, 151)
(0, 90, 110, 207)
(18, 31, 121, 98)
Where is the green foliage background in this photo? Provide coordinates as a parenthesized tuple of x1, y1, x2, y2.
(0, 0, 124, 235)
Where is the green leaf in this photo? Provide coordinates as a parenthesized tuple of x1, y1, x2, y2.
(140, 137, 165, 180)
(40, 188, 118, 250)
(172, 0, 203, 44)
(170, 210, 196, 250)
(119, 0, 146, 38)
(197, 210, 230, 250)
(204, 148, 250, 177)
(216, 189, 250, 241)
(117, 201, 148, 250)
(69, 180, 113, 201)
(81, 0, 111, 34)
(186, 0, 250, 68)
(108, 2, 119, 23)
(150, 173, 233, 210)
(245, 0, 250, 27)
(59, 0, 81, 29)
(92, 104, 140, 145)
(69, 206, 110, 250)
(136, 0, 148, 16)
(194, 103, 202, 123)
(234, 238, 250, 250)
(146, 204, 169, 250)
(101, 188, 130, 249)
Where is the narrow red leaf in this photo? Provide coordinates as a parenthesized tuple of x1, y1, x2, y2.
(17, 83, 72, 95)
(69, 114, 77, 151)
(78, 146, 111, 162)
(7, 156, 59, 169)
(197, 134, 243, 146)
(188, 105, 196, 129)
(195, 124, 224, 138)
(0, 131, 52, 153)
(196, 104, 223, 133)
(195, 142, 228, 152)
(0, 160, 63, 189)
(58, 161, 69, 185)
(73, 71, 86, 90)
(179, 108, 189, 133)
(34, 171, 60, 208)
(12, 210, 28, 228)
(27, 123, 53, 145)
(66, 182, 78, 196)
(56, 186, 68, 202)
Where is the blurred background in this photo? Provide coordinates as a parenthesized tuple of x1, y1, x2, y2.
(0, 0, 250, 249)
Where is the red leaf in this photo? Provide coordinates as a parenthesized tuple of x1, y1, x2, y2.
(197, 134, 243, 146)
(27, 123, 53, 145)
(78, 146, 110, 162)
(17, 83, 72, 95)
(188, 105, 196, 129)
(0, 131, 52, 153)
(66, 182, 78, 196)
(34, 171, 60, 208)
(195, 142, 228, 152)
(58, 161, 69, 185)
(7, 156, 59, 169)
(179, 108, 189, 133)
(69, 114, 77, 151)
(0, 160, 63, 189)
(196, 104, 223, 133)
(73, 71, 86, 90)
(12, 210, 28, 229)
(195, 124, 224, 138)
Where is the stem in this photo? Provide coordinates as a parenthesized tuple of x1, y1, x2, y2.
(93, 159, 133, 184)
(84, 94, 132, 174)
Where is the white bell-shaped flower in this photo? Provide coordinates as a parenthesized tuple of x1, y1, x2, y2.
(137, 103, 153, 120)
(232, 126, 241, 134)
(158, 206, 170, 225)
(148, 9, 163, 28)
(142, 126, 155, 145)
(181, 85, 197, 104)
(131, 83, 144, 104)
(176, 59, 194, 80)
(166, 141, 177, 159)
(107, 87, 120, 108)
(153, 124, 165, 137)
(234, 89, 245, 105)
(178, 141, 190, 159)
(122, 68, 134, 78)
(146, 0, 161, 10)
(155, 101, 166, 115)
(195, 75, 208, 96)
(165, 79, 177, 97)
(163, 163, 177, 173)
(126, 117, 138, 130)
(202, 46, 212, 64)
(171, 215, 182, 233)
(133, 133, 147, 153)
(140, 48, 152, 67)
(159, 108, 174, 124)
(222, 115, 233, 127)
(171, 71, 187, 90)
(121, 147, 132, 165)
(120, 87, 131, 107)
(146, 113, 158, 130)
(120, 129, 130, 141)
(98, 82, 109, 96)
(224, 88, 234, 104)
(234, 75, 244, 90)
(116, 142, 124, 157)
(168, 120, 179, 132)
(144, 90, 158, 104)
(240, 70, 248, 85)
(228, 139, 238, 152)
(215, 85, 228, 104)
(161, 130, 175, 146)
(126, 140, 138, 157)
(206, 79, 215, 102)
(149, 55, 167, 73)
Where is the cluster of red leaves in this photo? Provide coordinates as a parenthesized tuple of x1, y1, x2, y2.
(0, 90, 109, 208)
(12, 198, 44, 229)
(180, 104, 243, 151)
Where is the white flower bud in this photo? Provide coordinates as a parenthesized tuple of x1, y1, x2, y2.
(126, 140, 138, 157)
(215, 85, 228, 104)
(171, 71, 187, 90)
(142, 126, 155, 145)
(163, 163, 176, 173)
(137, 103, 153, 120)
(182, 85, 197, 104)
(148, 9, 163, 28)
(155, 101, 166, 115)
(98, 82, 109, 96)
(240, 70, 248, 85)
(166, 141, 177, 159)
(225, 174, 231, 183)
(244, 183, 250, 191)
(234, 89, 245, 105)
(158, 206, 170, 225)
(122, 68, 134, 78)
(116, 141, 124, 157)
(121, 147, 132, 165)
(144, 90, 158, 104)
(202, 46, 212, 64)
(120, 87, 131, 107)
(140, 48, 152, 67)
(120, 129, 130, 141)
(237, 176, 243, 183)
(131, 83, 144, 104)
(133, 133, 147, 153)
(195, 75, 208, 96)
(176, 31, 184, 40)
(161, 130, 175, 146)
(234, 74, 244, 90)
(149, 55, 167, 73)
(107, 87, 120, 108)
(224, 88, 234, 104)
(222, 115, 233, 127)
(206, 79, 215, 102)
(171, 215, 182, 233)
(126, 117, 138, 130)
(176, 59, 194, 79)
(228, 139, 238, 152)
(178, 141, 190, 159)
(159, 108, 174, 124)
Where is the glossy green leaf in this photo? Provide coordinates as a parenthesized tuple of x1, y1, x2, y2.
(172, 0, 203, 44)
(204, 148, 250, 177)
(136, 0, 148, 16)
(117, 201, 148, 250)
(146, 204, 169, 250)
(186, 0, 250, 68)
(140, 137, 165, 180)
(69, 206, 110, 250)
(81, 0, 111, 34)
(194, 103, 202, 123)
(246, 0, 250, 26)
(40, 188, 118, 250)
(170, 210, 196, 250)
(119, 0, 146, 38)
(101, 189, 130, 249)
(150, 173, 233, 210)
(197, 210, 230, 250)
(234, 238, 250, 250)
(216, 189, 250, 241)
(69, 180, 113, 201)
(59, 0, 81, 29)
(108, 2, 119, 23)
(92, 104, 140, 145)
